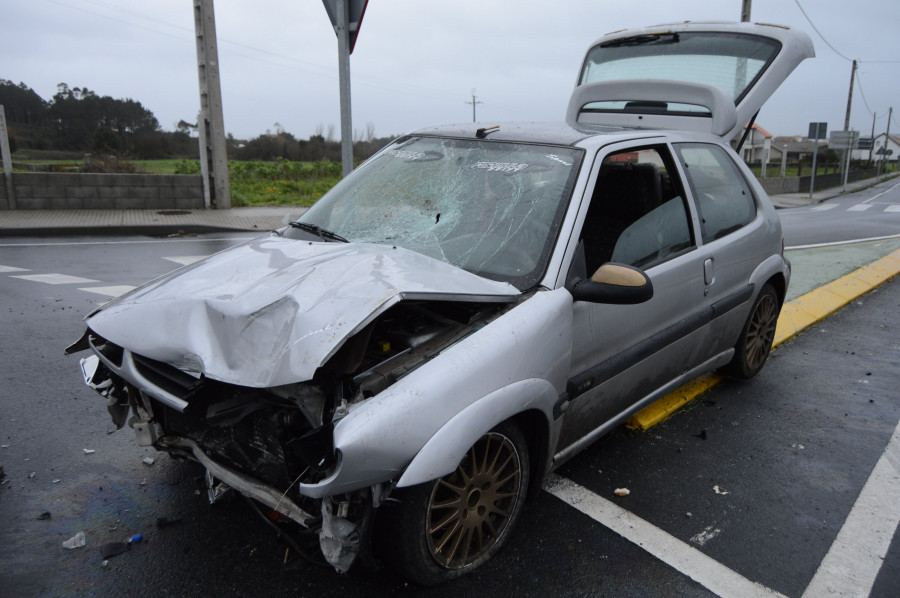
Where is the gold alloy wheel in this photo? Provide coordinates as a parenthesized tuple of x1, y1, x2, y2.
(746, 291, 778, 370)
(425, 432, 523, 569)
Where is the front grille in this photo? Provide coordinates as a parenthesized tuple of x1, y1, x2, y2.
(88, 332, 124, 366)
(132, 353, 201, 398)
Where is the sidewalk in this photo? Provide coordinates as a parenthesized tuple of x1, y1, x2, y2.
(0, 205, 307, 236)
(769, 173, 897, 208)
(0, 174, 895, 236)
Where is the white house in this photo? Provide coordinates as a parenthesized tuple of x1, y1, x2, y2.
(851, 133, 900, 162)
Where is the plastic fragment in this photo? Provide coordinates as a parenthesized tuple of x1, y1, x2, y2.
(713, 485, 729, 495)
(27, 472, 36, 479)
(614, 488, 630, 496)
(83, 449, 95, 454)
(52, 479, 61, 483)
(62, 531, 86, 549)
(129, 533, 143, 543)
(141, 457, 155, 466)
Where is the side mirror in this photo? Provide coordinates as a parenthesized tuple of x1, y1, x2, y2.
(569, 263, 653, 304)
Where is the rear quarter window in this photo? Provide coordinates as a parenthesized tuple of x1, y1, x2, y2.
(675, 143, 757, 242)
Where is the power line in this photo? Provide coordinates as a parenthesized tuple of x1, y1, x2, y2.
(791, 0, 853, 61)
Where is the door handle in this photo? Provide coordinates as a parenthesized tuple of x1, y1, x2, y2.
(704, 258, 714, 286)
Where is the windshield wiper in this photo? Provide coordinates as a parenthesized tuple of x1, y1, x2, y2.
(600, 33, 679, 48)
(289, 221, 348, 243)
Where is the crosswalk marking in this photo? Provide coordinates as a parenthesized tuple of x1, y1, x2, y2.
(847, 204, 873, 212)
(809, 204, 839, 211)
(11, 273, 99, 285)
(886, 205, 900, 213)
(164, 256, 209, 266)
(0, 265, 30, 273)
(79, 285, 138, 298)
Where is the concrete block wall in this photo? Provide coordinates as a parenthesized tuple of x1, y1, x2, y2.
(0, 172, 204, 210)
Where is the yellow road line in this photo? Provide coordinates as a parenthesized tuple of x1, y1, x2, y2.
(627, 247, 900, 430)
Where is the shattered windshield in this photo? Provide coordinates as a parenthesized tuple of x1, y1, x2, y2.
(292, 136, 582, 289)
(580, 32, 781, 113)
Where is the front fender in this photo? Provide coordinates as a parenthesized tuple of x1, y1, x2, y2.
(296, 289, 573, 499)
(396, 378, 556, 488)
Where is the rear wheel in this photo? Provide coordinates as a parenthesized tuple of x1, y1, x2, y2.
(723, 283, 780, 379)
(381, 421, 529, 585)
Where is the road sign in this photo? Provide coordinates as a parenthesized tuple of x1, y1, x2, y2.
(808, 122, 827, 139)
(858, 137, 874, 150)
(322, 0, 368, 53)
(829, 130, 859, 150)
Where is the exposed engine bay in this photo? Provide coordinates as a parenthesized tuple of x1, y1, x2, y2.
(70, 298, 512, 572)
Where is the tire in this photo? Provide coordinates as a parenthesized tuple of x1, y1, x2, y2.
(380, 421, 530, 586)
(723, 283, 780, 379)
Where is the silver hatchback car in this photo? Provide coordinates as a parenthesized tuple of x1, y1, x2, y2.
(70, 21, 813, 584)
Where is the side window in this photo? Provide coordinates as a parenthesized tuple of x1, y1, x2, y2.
(676, 143, 757, 243)
(577, 146, 695, 275)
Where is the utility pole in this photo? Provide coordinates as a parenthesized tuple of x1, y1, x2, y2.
(741, 0, 752, 22)
(869, 112, 876, 164)
(877, 107, 892, 176)
(194, 0, 231, 208)
(465, 89, 482, 122)
(841, 60, 857, 181)
(0, 105, 16, 209)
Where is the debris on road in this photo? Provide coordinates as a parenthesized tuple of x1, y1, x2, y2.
(83, 449, 95, 455)
(713, 485, 729, 495)
(62, 531, 86, 549)
(614, 488, 630, 496)
(37, 512, 52, 520)
(141, 456, 155, 466)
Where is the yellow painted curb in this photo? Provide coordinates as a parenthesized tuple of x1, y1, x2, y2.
(626, 247, 900, 430)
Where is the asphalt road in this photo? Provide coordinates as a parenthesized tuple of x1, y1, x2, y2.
(779, 177, 900, 248)
(0, 220, 897, 596)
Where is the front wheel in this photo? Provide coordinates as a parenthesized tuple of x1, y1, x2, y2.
(723, 283, 780, 379)
(381, 421, 530, 585)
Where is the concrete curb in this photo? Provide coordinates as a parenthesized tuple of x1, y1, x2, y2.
(627, 247, 900, 430)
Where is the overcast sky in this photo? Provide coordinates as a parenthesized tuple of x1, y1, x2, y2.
(2, 0, 898, 142)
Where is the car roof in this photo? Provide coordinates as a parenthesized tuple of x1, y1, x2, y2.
(407, 121, 662, 147)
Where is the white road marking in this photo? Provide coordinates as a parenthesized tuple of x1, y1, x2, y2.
(0, 265, 30, 273)
(11, 273, 99, 285)
(810, 204, 839, 211)
(544, 474, 788, 598)
(885, 205, 900, 213)
(163, 256, 208, 266)
(847, 204, 873, 212)
(861, 180, 900, 203)
(79, 285, 138, 298)
(786, 233, 900, 251)
(801, 419, 900, 598)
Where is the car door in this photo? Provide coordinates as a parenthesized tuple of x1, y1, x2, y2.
(557, 142, 716, 450)
(673, 141, 779, 354)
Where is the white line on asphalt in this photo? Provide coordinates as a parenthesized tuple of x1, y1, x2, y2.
(809, 204, 839, 211)
(164, 256, 209, 266)
(0, 265, 30, 273)
(543, 474, 788, 598)
(79, 285, 137, 298)
(801, 419, 900, 598)
(886, 205, 900, 213)
(861, 180, 900, 204)
(847, 204, 874, 212)
(786, 233, 900, 251)
(11, 273, 99, 285)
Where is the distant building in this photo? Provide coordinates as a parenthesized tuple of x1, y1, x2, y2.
(732, 123, 773, 163)
(851, 133, 900, 162)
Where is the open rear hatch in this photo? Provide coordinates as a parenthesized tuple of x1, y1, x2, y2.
(566, 21, 814, 139)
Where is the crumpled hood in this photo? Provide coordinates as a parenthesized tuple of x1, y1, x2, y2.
(86, 234, 519, 387)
